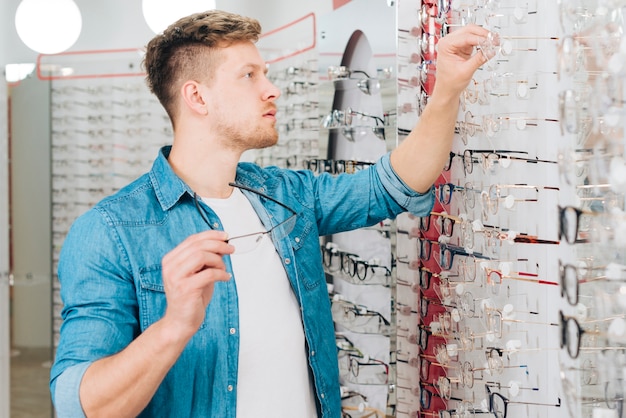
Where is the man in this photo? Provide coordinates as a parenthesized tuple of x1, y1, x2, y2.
(50, 9, 493, 418)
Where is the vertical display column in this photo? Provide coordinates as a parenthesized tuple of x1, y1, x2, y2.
(395, 1, 450, 416)
(0, 79, 10, 418)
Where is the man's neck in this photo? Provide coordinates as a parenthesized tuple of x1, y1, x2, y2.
(168, 138, 241, 198)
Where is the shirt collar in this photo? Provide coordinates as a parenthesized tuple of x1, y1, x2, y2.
(149, 145, 276, 212)
(149, 146, 192, 212)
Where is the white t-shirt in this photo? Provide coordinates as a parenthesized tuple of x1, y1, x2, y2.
(203, 188, 317, 418)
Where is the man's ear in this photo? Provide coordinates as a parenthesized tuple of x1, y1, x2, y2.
(180, 81, 209, 116)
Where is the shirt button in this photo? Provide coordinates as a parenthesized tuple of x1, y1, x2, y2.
(295, 237, 300, 243)
(227, 385, 233, 392)
(212, 222, 219, 228)
(321, 393, 325, 399)
(230, 328, 236, 335)
(285, 258, 291, 265)
(311, 351, 315, 356)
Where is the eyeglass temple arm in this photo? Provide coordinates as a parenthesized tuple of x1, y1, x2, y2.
(228, 182, 297, 215)
(350, 109, 386, 126)
(193, 192, 212, 227)
(225, 230, 268, 242)
(487, 386, 562, 410)
(445, 244, 490, 259)
(431, 211, 462, 222)
(469, 149, 529, 154)
(480, 223, 559, 245)
(507, 398, 561, 407)
(511, 234, 560, 245)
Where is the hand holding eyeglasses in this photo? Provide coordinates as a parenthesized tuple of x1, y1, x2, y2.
(431, 24, 498, 102)
(161, 229, 235, 337)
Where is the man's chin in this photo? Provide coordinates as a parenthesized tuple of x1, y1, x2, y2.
(256, 134, 279, 150)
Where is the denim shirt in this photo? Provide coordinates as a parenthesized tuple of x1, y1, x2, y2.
(50, 146, 434, 417)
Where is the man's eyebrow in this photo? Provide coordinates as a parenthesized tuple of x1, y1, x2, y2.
(241, 63, 268, 74)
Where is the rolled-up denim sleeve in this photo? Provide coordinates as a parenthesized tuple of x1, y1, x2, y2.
(51, 362, 90, 418)
(375, 152, 435, 216)
(50, 207, 138, 416)
(284, 152, 435, 236)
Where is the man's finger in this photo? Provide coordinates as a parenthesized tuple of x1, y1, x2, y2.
(471, 45, 493, 68)
(439, 26, 496, 60)
(462, 24, 495, 45)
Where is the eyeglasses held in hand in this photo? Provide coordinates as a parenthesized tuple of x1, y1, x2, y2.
(194, 182, 297, 254)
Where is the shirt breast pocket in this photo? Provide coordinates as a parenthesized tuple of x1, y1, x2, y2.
(137, 265, 212, 331)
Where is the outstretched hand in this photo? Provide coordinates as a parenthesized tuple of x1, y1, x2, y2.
(389, 24, 499, 194)
(432, 24, 498, 102)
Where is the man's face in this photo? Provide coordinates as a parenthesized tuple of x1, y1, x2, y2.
(201, 41, 281, 152)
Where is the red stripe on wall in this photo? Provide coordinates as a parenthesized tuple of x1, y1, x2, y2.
(333, 0, 352, 9)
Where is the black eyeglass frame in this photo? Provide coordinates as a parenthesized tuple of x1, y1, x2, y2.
(485, 383, 561, 418)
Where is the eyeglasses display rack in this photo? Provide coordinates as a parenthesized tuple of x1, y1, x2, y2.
(393, 1, 626, 418)
(47, 51, 172, 350)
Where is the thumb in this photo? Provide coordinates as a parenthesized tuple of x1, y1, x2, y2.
(470, 46, 494, 71)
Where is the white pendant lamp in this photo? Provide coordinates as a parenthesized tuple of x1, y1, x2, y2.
(142, 0, 217, 34)
(15, 0, 82, 55)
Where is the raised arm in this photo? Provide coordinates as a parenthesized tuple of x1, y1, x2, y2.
(390, 24, 495, 193)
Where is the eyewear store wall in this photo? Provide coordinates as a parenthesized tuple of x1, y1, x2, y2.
(1, 0, 625, 417)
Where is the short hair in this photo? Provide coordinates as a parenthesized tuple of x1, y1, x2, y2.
(142, 10, 262, 126)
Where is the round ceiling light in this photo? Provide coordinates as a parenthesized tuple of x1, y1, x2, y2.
(142, 0, 217, 34)
(15, 0, 82, 55)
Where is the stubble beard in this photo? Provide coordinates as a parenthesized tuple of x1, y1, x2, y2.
(219, 119, 279, 153)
